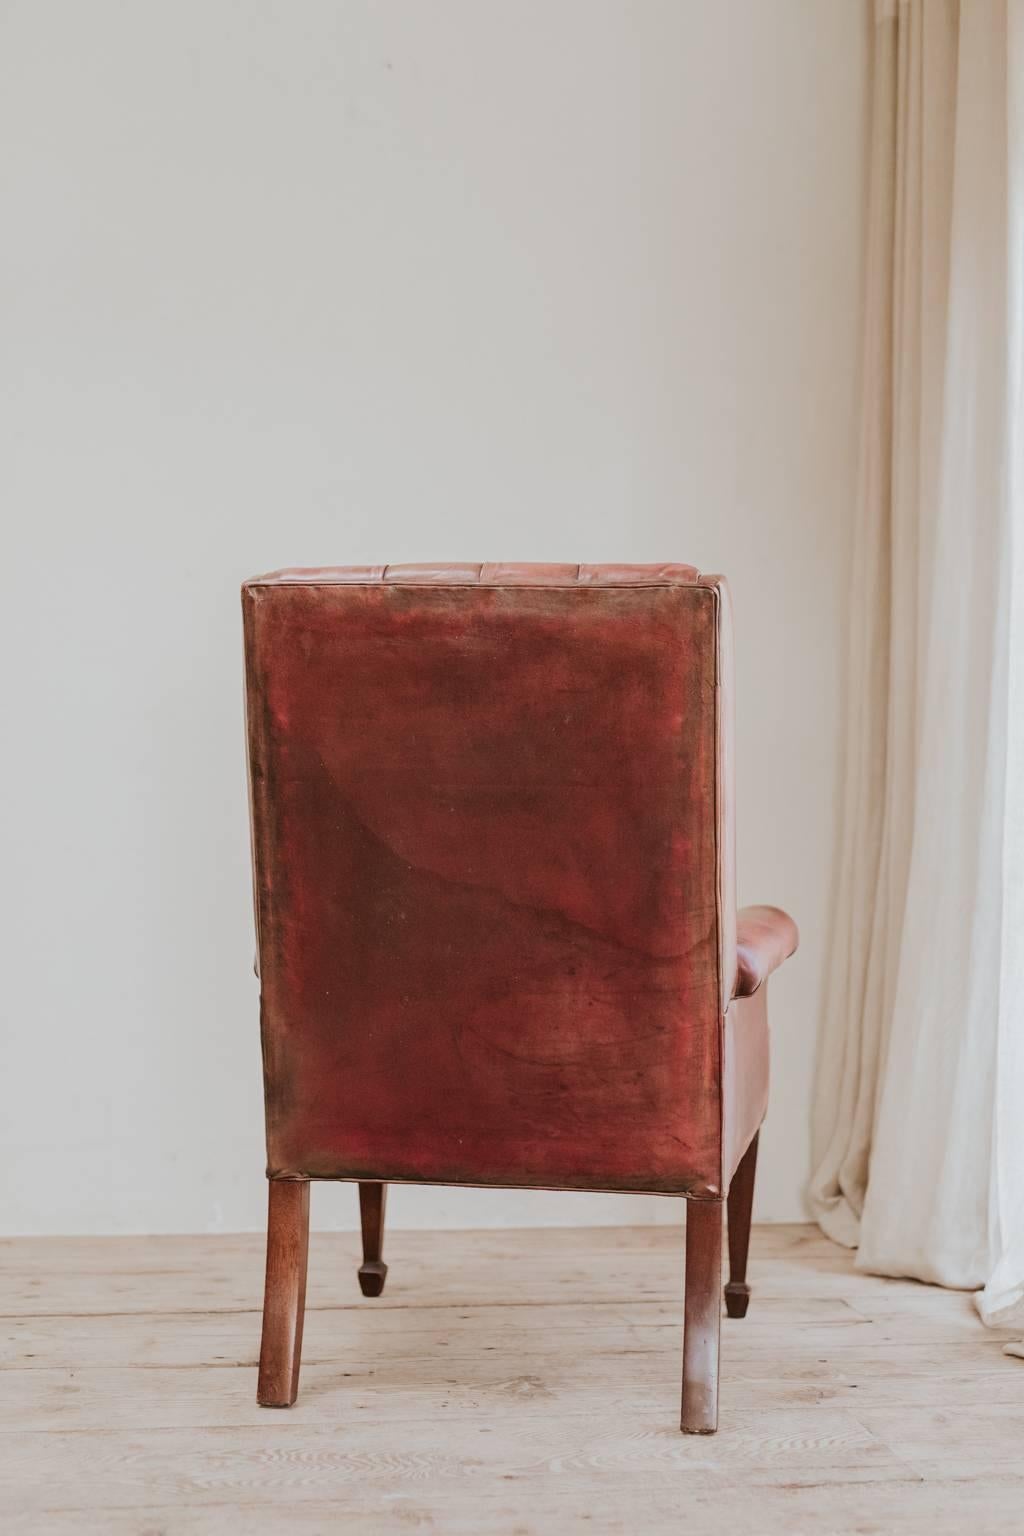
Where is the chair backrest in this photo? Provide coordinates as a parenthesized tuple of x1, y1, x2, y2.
(243, 563, 736, 1196)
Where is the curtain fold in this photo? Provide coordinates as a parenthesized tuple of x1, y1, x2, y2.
(809, 0, 1024, 1328)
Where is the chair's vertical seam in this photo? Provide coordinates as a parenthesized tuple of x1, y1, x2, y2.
(241, 590, 264, 982)
(712, 583, 727, 1199)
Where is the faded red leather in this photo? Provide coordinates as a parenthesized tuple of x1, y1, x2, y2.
(243, 563, 796, 1198)
(734, 906, 800, 998)
(722, 988, 770, 1187)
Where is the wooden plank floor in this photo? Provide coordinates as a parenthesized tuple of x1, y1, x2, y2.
(1, 1223, 1021, 1534)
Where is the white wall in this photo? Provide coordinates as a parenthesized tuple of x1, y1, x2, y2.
(0, 1, 867, 1234)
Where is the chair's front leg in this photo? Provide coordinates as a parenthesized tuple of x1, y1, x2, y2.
(257, 1179, 310, 1407)
(357, 1181, 388, 1297)
(681, 1198, 723, 1434)
(725, 1131, 759, 1318)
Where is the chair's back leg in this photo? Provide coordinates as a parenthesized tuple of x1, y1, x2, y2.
(257, 1179, 310, 1407)
(725, 1130, 759, 1318)
(358, 1181, 388, 1297)
(681, 1198, 722, 1434)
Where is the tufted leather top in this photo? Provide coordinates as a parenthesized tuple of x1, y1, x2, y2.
(246, 562, 702, 587)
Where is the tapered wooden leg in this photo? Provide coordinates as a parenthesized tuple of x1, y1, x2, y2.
(681, 1199, 723, 1434)
(257, 1180, 310, 1407)
(358, 1181, 388, 1297)
(725, 1130, 759, 1319)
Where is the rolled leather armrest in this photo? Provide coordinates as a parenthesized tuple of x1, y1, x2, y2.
(733, 905, 799, 999)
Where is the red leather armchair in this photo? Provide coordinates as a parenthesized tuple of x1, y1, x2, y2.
(243, 563, 797, 1433)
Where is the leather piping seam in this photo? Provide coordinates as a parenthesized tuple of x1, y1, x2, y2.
(712, 581, 727, 1198)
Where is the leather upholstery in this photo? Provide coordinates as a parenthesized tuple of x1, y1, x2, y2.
(722, 988, 771, 1187)
(721, 908, 798, 1186)
(734, 906, 800, 998)
(248, 562, 701, 586)
(243, 563, 796, 1198)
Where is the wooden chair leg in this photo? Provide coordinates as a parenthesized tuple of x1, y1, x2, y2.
(257, 1179, 310, 1407)
(681, 1198, 722, 1434)
(358, 1181, 388, 1297)
(725, 1130, 759, 1319)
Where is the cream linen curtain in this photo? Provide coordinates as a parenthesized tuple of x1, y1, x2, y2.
(809, 0, 1024, 1327)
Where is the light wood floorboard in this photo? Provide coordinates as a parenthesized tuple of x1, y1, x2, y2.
(1, 1222, 1020, 1533)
